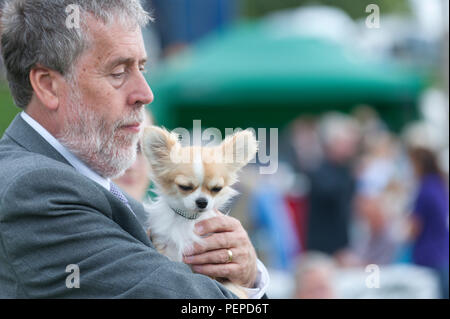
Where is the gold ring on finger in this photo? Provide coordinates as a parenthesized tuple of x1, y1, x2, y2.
(226, 249, 233, 263)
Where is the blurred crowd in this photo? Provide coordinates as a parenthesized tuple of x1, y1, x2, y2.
(234, 101, 449, 299)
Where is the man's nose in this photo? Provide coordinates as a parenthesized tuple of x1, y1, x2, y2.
(195, 198, 208, 209)
(127, 72, 154, 106)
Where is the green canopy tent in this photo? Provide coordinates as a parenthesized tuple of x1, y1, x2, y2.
(146, 21, 426, 133)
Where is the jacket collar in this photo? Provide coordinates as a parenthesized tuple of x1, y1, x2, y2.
(5, 114, 72, 167)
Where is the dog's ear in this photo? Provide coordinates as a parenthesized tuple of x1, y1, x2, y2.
(142, 126, 180, 173)
(220, 129, 258, 171)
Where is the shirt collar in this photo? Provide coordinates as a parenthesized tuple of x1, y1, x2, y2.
(20, 111, 111, 191)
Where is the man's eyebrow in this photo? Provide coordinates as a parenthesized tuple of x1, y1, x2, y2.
(105, 57, 148, 70)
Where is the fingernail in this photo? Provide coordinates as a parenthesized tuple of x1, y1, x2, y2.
(184, 256, 193, 263)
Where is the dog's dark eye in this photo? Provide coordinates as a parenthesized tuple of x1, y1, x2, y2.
(211, 187, 222, 193)
(178, 184, 193, 191)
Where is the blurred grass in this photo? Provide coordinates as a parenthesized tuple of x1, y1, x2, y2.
(0, 81, 19, 137)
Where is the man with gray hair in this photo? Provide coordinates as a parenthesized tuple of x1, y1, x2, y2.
(293, 252, 337, 299)
(0, 0, 268, 298)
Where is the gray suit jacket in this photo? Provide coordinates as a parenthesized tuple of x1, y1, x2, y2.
(0, 115, 237, 298)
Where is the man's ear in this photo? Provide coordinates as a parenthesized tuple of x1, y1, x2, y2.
(142, 126, 181, 174)
(220, 129, 258, 171)
(29, 65, 62, 111)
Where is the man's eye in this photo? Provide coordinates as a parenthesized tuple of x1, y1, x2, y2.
(211, 187, 222, 193)
(178, 185, 193, 191)
(111, 72, 126, 79)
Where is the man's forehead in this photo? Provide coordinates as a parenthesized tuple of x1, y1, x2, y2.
(87, 19, 143, 46)
(83, 15, 147, 67)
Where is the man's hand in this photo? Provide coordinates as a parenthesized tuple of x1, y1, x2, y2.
(183, 211, 258, 288)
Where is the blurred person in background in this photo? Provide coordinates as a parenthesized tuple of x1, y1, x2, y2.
(113, 110, 153, 203)
(293, 251, 337, 299)
(278, 116, 322, 249)
(305, 113, 360, 258)
(281, 116, 323, 175)
(113, 141, 151, 203)
(408, 146, 449, 299)
(350, 132, 406, 266)
(113, 110, 153, 227)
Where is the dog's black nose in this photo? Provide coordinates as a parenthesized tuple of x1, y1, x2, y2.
(195, 198, 208, 209)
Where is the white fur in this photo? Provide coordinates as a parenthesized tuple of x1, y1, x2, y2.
(193, 151, 204, 184)
(144, 186, 238, 262)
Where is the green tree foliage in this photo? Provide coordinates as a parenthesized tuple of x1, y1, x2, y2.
(0, 83, 18, 137)
(241, 0, 411, 20)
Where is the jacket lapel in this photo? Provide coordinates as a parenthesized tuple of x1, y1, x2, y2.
(108, 183, 153, 247)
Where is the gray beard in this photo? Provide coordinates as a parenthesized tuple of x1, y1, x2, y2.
(56, 89, 144, 179)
